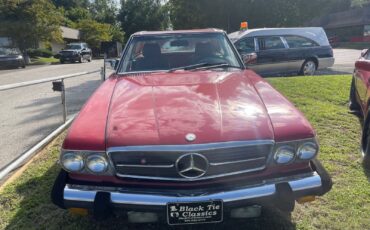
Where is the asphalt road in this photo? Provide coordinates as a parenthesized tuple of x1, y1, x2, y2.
(320, 48, 361, 74)
(0, 49, 362, 172)
(0, 60, 105, 170)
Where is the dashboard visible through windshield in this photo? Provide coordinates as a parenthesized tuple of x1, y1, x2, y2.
(119, 33, 242, 73)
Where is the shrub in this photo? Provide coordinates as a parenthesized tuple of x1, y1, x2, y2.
(27, 48, 53, 58)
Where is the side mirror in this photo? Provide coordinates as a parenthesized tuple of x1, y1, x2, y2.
(361, 49, 369, 58)
(106, 59, 119, 70)
(114, 59, 119, 70)
(242, 52, 257, 65)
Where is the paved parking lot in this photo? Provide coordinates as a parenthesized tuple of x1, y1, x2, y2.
(0, 60, 105, 170)
(322, 49, 361, 74)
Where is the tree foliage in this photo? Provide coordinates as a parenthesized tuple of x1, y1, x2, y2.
(76, 19, 113, 48)
(90, 0, 119, 24)
(0, 0, 64, 51)
(118, 0, 168, 40)
(168, 0, 361, 32)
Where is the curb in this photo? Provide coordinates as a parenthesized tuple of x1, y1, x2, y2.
(0, 116, 75, 185)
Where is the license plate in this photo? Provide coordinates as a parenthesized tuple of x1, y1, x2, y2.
(167, 200, 223, 225)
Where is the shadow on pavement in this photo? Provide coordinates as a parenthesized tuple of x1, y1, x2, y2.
(13, 78, 100, 137)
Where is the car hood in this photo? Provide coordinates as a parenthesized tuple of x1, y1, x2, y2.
(106, 71, 274, 147)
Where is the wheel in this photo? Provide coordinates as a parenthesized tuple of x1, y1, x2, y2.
(364, 124, 370, 155)
(300, 59, 317, 76)
(78, 56, 82, 63)
(60, 60, 64, 64)
(88, 55, 92, 62)
(349, 77, 361, 111)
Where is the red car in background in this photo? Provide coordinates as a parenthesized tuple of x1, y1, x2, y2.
(51, 29, 332, 226)
(350, 48, 370, 160)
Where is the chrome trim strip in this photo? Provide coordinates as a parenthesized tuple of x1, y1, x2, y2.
(115, 165, 266, 181)
(107, 140, 275, 153)
(116, 164, 175, 169)
(209, 157, 266, 166)
(63, 173, 322, 206)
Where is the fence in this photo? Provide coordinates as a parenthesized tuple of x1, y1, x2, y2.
(0, 66, 107, 181)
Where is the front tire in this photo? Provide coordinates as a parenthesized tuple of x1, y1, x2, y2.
(349, 77, 361, 112)
(300, 59, 317, 76)
(78, 56, 82, 63)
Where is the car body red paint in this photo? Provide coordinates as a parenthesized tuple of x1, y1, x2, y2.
(350, 48, 370, 156)
(52, 29, 331, 224)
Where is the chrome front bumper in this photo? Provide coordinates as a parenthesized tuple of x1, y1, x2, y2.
(62, 172, 324, 209)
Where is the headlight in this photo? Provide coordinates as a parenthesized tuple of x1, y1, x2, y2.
(16, 55, 23, 59)
(86, 155, 108, 173)
(297, 142, 318, 160)
(274, 146, 295, 164)
(61, 152, 84, 172)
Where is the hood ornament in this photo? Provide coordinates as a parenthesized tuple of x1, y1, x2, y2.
(185, 133, 196, 142)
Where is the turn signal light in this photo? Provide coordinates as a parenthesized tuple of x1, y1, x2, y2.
(297, 196, 316, 204)
(68, 208, 88, 216)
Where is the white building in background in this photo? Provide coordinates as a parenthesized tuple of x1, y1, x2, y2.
(39, 26, 81, 54)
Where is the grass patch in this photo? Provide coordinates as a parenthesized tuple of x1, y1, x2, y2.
(0, 75, 369, 229)
(29, 56, 59, 65)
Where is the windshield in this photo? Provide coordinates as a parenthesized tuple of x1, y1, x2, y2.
(0, 47, 21, 56)
(65, 44, 82, 49)
(119, 33, 242, 73)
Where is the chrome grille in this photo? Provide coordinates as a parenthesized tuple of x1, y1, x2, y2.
(108, 141, 274, 181)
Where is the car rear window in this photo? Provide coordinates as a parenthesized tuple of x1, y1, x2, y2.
(284, 36, 318, 48)
(258, 37, 285, 50)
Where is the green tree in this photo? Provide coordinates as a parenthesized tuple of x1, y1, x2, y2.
(65, 7, 92, 22)
(0, 0, 63, 51)
(118, 0, 168, 40)
(90, 0, 119, 24)
(51, 0, 90, 9)
(168, 0, 356, 32)
(76, 19, 113, 49)
(110, 25, 125, 43)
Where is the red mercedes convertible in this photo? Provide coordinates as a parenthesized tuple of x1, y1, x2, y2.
(51, 29, 332, 225)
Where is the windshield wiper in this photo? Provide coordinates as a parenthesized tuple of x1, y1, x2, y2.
(167, 63, 210, 72)
(191, 63, 242, 71)
(168, 63, 242, 72)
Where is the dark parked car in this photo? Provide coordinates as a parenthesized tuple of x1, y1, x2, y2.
(229, 27, 335, 76)
(59, 43, 92, 64)
(349, 48, 370, 161)
(0, 47, 25, 69)
(51, 29, 332, 226)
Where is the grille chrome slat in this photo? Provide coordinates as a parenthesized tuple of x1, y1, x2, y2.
(209, 156, 266, 166)
(108, 140, 274, 181)
(116, 164, 175, 168)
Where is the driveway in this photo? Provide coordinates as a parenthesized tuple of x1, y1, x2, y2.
(0, 60, 105, 170)
(321, 49, 362, 74)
